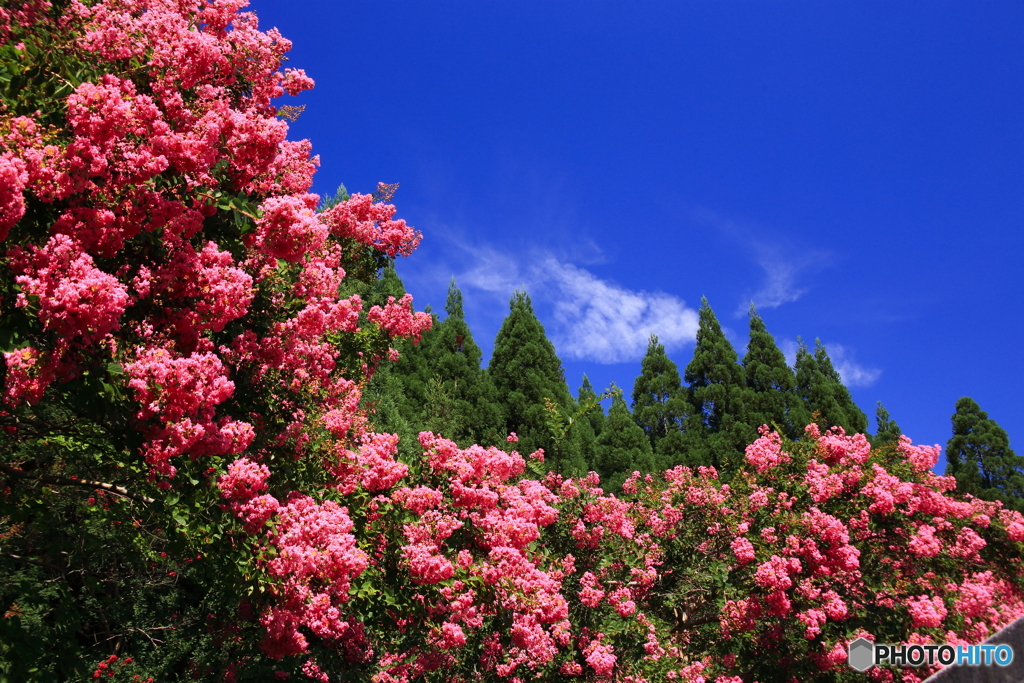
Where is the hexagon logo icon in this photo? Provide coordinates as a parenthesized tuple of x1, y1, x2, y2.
(848, 637, 876, 672)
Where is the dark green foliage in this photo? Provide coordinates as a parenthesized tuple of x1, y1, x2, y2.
(365, 278, 504, 452)
(360, 266, 433, 436)
(679, 299, 757, 475)
(742, 306, 808, 439)
(578, 375, 606, 439)
(418, 280, 505, 447)
(813, 341, 868, 435)
(488, 291, 576, 468)
(946, 397, 1024, 512)
(0, 405, 268, 682)
(593, 394, 655, 493)
(568, 376, 604, 475)
(794, 339, 868, 436)
(373, 262, 408, 305)
(632, 335, 687, 461)
(871, 402, 902, 449)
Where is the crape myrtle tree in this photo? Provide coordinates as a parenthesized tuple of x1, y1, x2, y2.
(0, 0, 433, 678)
(946, 397, 1024, 513)
(3, 3, 1024, 682)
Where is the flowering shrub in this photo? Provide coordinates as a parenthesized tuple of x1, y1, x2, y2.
(1, 2, 1022, 682)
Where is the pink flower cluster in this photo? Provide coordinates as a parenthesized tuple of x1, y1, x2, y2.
(253, 194, 326, 263)
(127, 347, 253, 477)
(14, 234, 130, 345)
(906, 595, 948, 629)
(2, 346, 55, 406)
(320, 190, 422, 258)
(261, 495, 368, 659)
(0, 153, 28, 239)
(0, 0, 50, 42)
(744, 425, 791, 473)
(367, 294, 433, 343)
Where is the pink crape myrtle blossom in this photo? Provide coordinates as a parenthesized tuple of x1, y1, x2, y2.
(744, 425, 791, 473)
(14, 234, 131, 345)
(0, 152, 28, 240)
(906, 595, 948, 629)
(218, 457, 270, 501)
(252, 194, 327, 262)
(367, 293, 433, 343)
(320, 190, 422, 258)
(2, 346, 56, 406)
(584, 637, 617, 678)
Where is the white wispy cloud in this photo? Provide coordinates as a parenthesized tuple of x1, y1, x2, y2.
(827, 343, 882, 388)
(690, 209, 831, 315)
(545, 260, 699, 364)
(448, 245, 699, 364)
(747, 257, 808, 311)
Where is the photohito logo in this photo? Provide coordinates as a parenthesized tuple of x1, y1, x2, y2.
(847, 638, 1015, 672)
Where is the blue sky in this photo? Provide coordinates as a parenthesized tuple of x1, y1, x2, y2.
(250, 0, 1023, 469)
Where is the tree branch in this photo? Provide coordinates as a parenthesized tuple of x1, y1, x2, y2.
(0, 462, 155, 504)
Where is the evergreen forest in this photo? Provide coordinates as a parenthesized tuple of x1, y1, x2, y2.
(364, 272, 1024, 512)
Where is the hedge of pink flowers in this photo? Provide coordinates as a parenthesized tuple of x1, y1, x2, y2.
(2, 1, 1023, 681)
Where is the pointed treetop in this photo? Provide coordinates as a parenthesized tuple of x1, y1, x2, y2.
(632, 333, 685, 441)
(594, 392, 655, 492)
(795, 338, 868, 435)
(376, 262, 406, 300)
(872, 401, 902, 448)
(579, 374, 596, 400)
(743, 308, 806, 438)
(489, 289, 573, 462)
(685, 298, 741, 388)
(445, 277, 464, 319)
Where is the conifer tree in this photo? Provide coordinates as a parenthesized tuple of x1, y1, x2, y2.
(814, 341, 868, 434)
(373, 261, 408, 304)
(632, 335, 687, 445)
(742, 306, 808, 439)
(360, 362, 422, 463)
(568, 376, 605, 473)
(420, 279, 505, 446)
(578, 375, 607, 439)
(489, 291, 576, 467)
(680, 298, 757, 474)
(871, 402, 902, 448)
(946, 397, 1024, 512)
(594, 393, 656, 492)
(794, 338, 868, 435)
